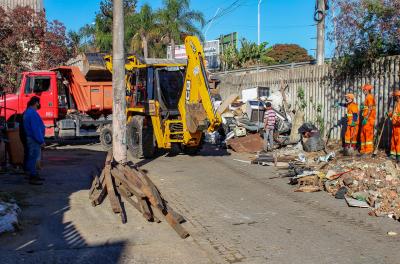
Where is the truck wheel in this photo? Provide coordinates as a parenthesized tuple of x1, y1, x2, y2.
(127, 116, 156, 159)
(100, 126, 112, 150)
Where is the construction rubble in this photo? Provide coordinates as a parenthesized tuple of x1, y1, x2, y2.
(210, 88, 292, 152)
(247, 141, 400, 222)
(214, 87, 400, 222)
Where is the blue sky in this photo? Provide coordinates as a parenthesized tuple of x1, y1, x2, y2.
(44, 0, 334, 57)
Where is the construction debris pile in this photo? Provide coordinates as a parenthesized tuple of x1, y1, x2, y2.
(0, 192, 20, 234)
(274, 144, 400, 221)
(90, 152, 189, 238)
(210, 89, 292, 152)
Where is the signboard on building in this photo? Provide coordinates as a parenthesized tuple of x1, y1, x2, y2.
(219, 32, 238, 53)
(203, 40, 220, 70)
(167, 39, 221, 70)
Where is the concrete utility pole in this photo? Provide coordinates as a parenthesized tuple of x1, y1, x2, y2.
(258, 0, 262, 45)
(112, 0, 127, 163)
(316, 0, 326, 65)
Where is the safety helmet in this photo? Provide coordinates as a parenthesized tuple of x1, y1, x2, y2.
(345, 93, 355, 100)
(362, 84, 373, 91)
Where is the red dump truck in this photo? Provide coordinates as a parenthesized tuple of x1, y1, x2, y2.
(0, 53, 113, 148)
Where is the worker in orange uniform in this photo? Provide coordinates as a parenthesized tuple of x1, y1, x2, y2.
(359, 84, 376, 156)
(389, 90, 400, 162)
(340, 93, 359, 155)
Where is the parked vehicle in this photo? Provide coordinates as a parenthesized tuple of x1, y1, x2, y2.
(0, 61, 113, 147)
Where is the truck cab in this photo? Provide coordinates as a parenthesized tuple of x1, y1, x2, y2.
(1, 71, 59, 136)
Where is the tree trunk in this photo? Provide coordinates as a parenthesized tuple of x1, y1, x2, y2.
(112, 0, 127, 163)
(142, 35, 148, 59)
(171, 38, 176, 59)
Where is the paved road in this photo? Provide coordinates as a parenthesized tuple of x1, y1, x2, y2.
(1, 144, 400, 263)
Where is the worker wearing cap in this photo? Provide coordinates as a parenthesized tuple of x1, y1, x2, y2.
(389, 90, 400, 162)
(344, 93, 359, 154)
(360, 84, 376, 155)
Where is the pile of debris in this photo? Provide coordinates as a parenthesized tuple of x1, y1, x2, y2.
(278, 144, 400, 221)
(0, 192, 21, 234)
(210, 91, 291, 153)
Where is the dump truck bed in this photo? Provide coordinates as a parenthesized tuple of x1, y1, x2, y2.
(55, 66, 113, 117)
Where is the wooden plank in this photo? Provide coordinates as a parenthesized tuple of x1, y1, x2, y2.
(118, 164, 165, 211)
(89, 170, 107, 206)
(111, 167, 146, 198)
(104, 167, 123, 214)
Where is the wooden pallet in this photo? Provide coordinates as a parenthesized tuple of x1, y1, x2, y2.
(89, 152, 189, 239)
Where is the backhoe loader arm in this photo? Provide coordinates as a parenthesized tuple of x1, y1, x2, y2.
(181, 36, 222, 132)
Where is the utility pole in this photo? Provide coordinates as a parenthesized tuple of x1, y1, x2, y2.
(258, 0, 262, 45)
(316, 0, 326, 65)
(112, 0, 127, 163)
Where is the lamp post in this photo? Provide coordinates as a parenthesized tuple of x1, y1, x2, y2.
(258, 0, 262, 45)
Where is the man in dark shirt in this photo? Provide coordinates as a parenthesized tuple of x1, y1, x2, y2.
(23, 96, 45, 185)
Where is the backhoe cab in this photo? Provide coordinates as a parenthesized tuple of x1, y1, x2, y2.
(105, 36, 221, 158)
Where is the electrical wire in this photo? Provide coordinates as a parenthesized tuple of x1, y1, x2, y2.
(205, 0, 247, 25)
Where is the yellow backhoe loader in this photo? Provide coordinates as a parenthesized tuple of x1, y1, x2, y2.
(105, 36, 221, 158)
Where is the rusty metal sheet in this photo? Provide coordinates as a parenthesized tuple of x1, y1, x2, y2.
(227, 133, 264, 153)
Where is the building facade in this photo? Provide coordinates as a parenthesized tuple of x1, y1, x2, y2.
(0, 0, 44, 12)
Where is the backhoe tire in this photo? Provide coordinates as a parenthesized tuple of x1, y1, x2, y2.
(100, 125, 112, 151)
(127, 116, 156, 159)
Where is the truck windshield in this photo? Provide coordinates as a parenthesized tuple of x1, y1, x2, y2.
(25, 76, 51, 94)
(157, 68, 185, 110)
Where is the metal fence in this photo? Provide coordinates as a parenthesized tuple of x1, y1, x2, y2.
(216, 56, 400, 140)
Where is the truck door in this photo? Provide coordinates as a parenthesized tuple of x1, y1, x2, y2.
(22, 75, 56, 136)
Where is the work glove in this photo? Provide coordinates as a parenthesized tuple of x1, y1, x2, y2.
(362, 119, 367, 126)
(350, 121, 357, 127)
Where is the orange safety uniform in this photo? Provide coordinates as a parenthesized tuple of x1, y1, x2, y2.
(391, 101, 400, 157)
(360, 94, 376, 154)
(345, 102, 359, 148)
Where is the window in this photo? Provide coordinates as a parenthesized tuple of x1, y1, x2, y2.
(33, 77, 51, 93)
(24, 76, 51, 94)
(157, 68, 185, 110)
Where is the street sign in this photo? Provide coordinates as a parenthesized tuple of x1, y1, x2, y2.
(167, 40, 221, 70)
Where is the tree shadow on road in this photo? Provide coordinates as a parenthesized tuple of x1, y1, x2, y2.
(0, 148, 128, 264)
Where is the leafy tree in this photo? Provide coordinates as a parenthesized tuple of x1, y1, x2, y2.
(238, 39, 274, 67)
(221, 44, 239, 70)
(220, 39, 275, 70)
(266, 44, 313, 64)
(38, 20, 69, 70)
(81, 0, 138, 52)
(157, 0, 205, 58)
(331, 0, 400, 73)
(68, 30, 82, 56)
(0, 7, 68, 90)
(130, 4, 160, 58)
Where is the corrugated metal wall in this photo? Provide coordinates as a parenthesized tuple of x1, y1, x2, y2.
(0, 0, 44, 12)
(216, 56, 400, 140)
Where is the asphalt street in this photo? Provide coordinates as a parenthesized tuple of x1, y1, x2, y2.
(1, 144, 400, 264)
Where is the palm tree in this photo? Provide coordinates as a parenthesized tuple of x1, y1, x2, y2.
(130, 4, 159, 58)
(157, 0, 205, 59)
